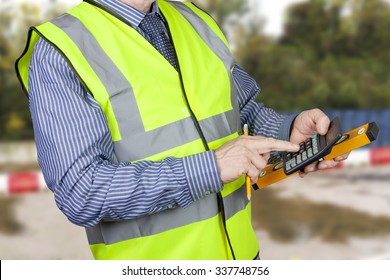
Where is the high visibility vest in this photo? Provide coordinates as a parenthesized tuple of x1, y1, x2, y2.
(16, 0, 259, 260)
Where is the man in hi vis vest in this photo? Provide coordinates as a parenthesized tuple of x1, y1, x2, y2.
(16, 0, 349, 259)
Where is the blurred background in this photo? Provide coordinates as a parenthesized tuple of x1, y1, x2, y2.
(0, 0, 390, 260)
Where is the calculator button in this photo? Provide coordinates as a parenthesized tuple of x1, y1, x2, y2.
(296, 155, 302, 164)
(301, 151, 307, 161)
(307, 148, 313, 158)
(287, 159, 295, 169)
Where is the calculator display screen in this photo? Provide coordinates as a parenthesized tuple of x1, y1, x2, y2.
(325, 117, 342, 145)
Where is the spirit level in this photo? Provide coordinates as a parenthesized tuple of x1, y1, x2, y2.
(255, 122, 379, 189)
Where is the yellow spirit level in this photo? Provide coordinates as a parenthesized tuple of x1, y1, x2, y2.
(255, 122, 379, 189)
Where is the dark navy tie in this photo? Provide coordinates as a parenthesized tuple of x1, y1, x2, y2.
(139, 13, 178, 70)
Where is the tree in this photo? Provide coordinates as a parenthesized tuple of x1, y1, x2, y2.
(352, 0, 390, 57)
(0, 1, 67, 140)
(234, 0, 390, 111)
(194, 0, 250, 39)
(280, 0, 345, 58)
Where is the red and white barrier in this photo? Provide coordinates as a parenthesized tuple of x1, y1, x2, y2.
(0, 171, 47, 195)
(336, 147, 390, 168)
(0, 147, 389, 195)
(370, 147, 390, 165)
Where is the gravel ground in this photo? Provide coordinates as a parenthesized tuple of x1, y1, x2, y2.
(0, 166, 389, 260)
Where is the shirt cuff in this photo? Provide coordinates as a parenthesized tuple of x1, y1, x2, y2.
(182, 151, 223, 202)
(278, 113, 299, 141)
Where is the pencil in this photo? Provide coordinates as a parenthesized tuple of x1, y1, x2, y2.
(243, 124, 251, 200)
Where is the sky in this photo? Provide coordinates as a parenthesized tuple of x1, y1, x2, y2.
(256, 0, 307, 36)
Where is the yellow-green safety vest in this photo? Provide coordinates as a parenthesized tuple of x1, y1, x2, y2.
(16, 0, 259, 260)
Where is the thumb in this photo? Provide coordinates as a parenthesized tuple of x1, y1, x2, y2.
(311, 110, 330, 135)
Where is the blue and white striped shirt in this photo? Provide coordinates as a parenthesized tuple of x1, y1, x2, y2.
(28, 0, 293, 227)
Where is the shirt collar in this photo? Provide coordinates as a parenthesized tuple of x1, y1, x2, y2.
(94, 0, 161, 28)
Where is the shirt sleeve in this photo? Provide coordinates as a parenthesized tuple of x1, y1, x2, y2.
(28, 38, 222, 227)
(232, 64, 297, 140)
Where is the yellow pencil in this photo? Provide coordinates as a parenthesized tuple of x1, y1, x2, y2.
(243, 124, 251, 200)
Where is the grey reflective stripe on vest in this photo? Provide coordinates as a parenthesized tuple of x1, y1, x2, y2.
(86, 186, 248, 245)
(223, 185, 249, 221)
(51, 10, 240, 162)
(167, 1, 241, 136)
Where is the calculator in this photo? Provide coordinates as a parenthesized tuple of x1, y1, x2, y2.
(282, 116, 343, 175)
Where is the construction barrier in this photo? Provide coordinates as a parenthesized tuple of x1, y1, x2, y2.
(0, 171, 46, 195)
(371, 147, 390, 165)
(337, 147, 390, 167)
(0, 147, 389, 195)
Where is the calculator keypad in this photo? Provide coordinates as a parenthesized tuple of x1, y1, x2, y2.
(281, 116, 342, 175)
(284, 135, 320, 173)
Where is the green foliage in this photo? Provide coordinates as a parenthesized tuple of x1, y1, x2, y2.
(194, 0, 249, 31)
(0, 2, 67, 141)
(1, 0, 390, 141)
(235, 0, 390, 111)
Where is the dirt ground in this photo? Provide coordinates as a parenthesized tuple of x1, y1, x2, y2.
(1, 165, 390, 260)
(252, 165, 390, 259)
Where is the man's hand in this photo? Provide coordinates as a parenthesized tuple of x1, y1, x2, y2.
(291, 109, 349, 177)
(215, 135, 299, 184)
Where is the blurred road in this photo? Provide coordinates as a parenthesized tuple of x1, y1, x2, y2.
(0, 190, 92, 260)
(253, 165, 390, 260)
(1, 165, 389, 260)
